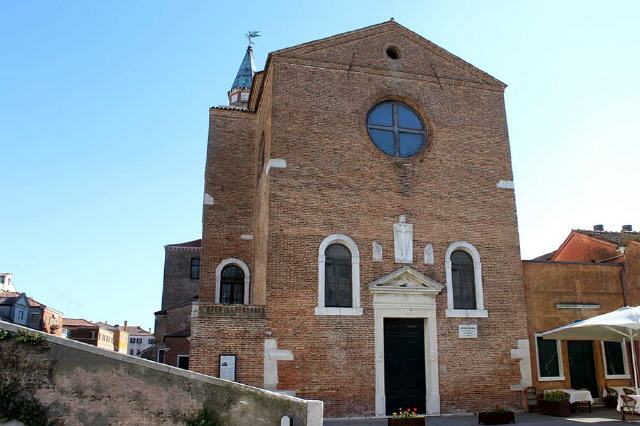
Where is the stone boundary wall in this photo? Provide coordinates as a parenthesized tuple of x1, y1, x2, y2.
(0, 320, 322, 426)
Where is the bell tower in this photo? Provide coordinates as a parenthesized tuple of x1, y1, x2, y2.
(228, 32, 259, 108)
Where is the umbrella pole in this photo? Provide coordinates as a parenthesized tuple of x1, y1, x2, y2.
(631, 333, 639, 390)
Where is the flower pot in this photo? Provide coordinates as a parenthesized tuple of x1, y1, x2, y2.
(388, 418, 426, 426)
(478, 411, 515, 425)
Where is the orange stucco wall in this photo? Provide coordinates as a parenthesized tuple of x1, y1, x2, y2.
(523, 260, 632, 395)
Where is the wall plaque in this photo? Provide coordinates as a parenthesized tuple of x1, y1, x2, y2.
(458, 324, 478, 339)
(219, 354, 236, 381)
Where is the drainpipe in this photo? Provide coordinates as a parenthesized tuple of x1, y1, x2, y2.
(620, 250, 630, 306)
(619, 248, 640, 387)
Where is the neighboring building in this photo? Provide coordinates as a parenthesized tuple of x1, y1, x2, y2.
(150, 239, 201, 368)
(63, 318, 115, 351)
(0, 273, 16, 292)
(123, 325, 154, 356)
(0, 292, 30, 326)
(112, 323, 130, 354)
(189, 21, 528, 417)
(524, 225, 640, 400)
(0, 291, 64, 336)
(95, 321, 130, 353)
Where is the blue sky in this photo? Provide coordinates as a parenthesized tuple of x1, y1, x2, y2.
(1, 1, 638, 329)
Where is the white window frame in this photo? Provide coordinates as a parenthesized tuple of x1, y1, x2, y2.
(601, 340, 631, 379)
(535, 333, 565, 381)
(177, 354, 190, 368)
(16, 308, 25, 321)
(215, 258, 251, 305)
(157, 348, 166, 363)
(315, 234, 362, 316)
(240, 92, 249, 101)
(444, 241, 487, 318)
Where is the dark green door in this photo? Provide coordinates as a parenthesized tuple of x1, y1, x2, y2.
(384, 318, 426, 415)
(567, 341, 598, 397)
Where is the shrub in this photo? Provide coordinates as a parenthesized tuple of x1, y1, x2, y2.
(544, 390, 568, 402)
(0, 381, 51, 426)
(14, 331, 46, 346)
(484, 405, 512, 414)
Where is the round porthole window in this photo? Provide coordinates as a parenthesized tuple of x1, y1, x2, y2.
(366, 101, 426, 157)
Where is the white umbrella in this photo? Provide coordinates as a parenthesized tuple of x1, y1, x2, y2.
(542, 306, 640, 389)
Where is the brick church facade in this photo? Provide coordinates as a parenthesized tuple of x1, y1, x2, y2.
(189, 21, 529, 417)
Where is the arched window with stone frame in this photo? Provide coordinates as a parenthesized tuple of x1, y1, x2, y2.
(215, 258, 250, 305)
(444, 241, 487, 318)
(315, 234, 363, 316)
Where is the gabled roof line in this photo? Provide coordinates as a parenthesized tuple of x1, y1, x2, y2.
(271, 20, 505, 88)
(250, 20, 505, 114)
(270, 20, 391, 56)
(550, 229, 619, 262)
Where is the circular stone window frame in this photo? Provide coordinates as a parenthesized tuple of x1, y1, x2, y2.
(365, 99, 430, 158)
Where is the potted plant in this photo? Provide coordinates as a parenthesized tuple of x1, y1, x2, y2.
(478, 405, 515, 425)
(537, 390, 571, 417)
(388, 408, 425, 426)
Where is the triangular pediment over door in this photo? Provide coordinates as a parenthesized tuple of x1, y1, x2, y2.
(368, 266, 444, 296)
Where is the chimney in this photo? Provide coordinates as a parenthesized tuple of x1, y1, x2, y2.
(593, 224, 604, 232)
(124, 320, 128, 331)
(622, 225, 633, 232)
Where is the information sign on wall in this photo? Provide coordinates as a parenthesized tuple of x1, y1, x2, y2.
(219, 354, 236, 381)
(458, 324, 478, 339)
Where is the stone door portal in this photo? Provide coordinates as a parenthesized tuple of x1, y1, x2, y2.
(369, 266, 444, 416)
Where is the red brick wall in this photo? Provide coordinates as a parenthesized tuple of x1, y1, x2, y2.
(164, 336, 190, 368)
(193, 23, 528, 417)
(190, 304, 265, 387)
(199, 109, 257, 305)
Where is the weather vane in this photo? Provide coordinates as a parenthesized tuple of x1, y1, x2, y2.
(245, 31, 261, 46)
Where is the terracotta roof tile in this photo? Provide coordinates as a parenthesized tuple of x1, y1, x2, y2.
(62, 318, 96, 327)
(0, 292, 45, 308)
(0, 292, 20, 304)
(575, 229, 640, 245)
(532, 251, 556, 261)
(119, 325, 153, 336)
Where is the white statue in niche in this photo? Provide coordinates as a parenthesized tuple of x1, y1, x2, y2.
(424, 244, 434, 265)
(393, 215, 413, 263)
(372, 241, 383, 262)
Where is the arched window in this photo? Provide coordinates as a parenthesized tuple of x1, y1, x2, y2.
(215, 258, 250, 305)
(451, 250, 476, 310)
(445, 241, 487, 318)
(220, 265, 244, 305)
(315, 234, 362, 316)
(325, 244, 352, 307)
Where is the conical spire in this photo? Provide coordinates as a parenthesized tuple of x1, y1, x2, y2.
(230, 46, 256, 92)
(227, 46, 256, 108)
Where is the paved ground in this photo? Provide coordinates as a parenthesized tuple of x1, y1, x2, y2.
(324, 407, 627, 426)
